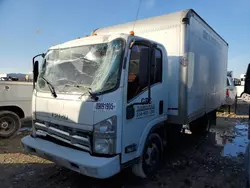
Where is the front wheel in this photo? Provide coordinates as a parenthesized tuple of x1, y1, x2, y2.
(132, 133, 163, 178)
(0, 111, 21, 138)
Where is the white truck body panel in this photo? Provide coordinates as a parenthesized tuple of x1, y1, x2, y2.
(95, 9, 228, 124)
(22, 9, 228, 179)
(0, 81, 33, 118)
(187, 15, 228, 120)
(33, 87, 125, 153)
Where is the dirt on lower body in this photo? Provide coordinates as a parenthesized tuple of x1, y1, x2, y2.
(1, 100, 250, 188)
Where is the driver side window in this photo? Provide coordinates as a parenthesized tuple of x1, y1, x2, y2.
(127, 44, 149, 101)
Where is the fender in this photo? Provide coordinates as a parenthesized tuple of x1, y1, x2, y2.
(135, 115, 167, 158)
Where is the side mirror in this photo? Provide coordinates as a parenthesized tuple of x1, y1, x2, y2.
(33, 61, 39, 83)
(244, 63, 250, 94)
(126, 105, 135, 119)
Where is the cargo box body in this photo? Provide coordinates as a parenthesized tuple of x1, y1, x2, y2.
(95, 9, 228, 124)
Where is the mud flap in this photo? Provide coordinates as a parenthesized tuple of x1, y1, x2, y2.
(132, 157, 147, 178)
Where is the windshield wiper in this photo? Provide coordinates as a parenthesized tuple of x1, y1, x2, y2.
(87, 88, 99, 101)
(62, 84, 98, 101)
(74, 86, 98, 101)
(40, 76, 57, 98)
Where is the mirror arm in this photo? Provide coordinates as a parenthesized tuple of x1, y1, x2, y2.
(32, 53, 45, 89)
(32, 53, 45, 67)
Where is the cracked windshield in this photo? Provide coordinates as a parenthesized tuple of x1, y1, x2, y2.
(1, 0, 250, 188)
(37, 39, 124, 94)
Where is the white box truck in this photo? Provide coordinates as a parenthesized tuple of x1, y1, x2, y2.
(0, 81, 33, 138)
(21, 9, 228, 179)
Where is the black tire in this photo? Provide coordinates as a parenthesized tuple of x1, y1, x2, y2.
(132, 132, 163, 178)
(190, 116, 210, 137)
(142, 133, 163, 176)
(0, 111, 21, 138)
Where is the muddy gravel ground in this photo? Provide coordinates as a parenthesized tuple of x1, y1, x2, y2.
(1, 100, 250, 188)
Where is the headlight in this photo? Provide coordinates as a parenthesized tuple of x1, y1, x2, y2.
(93, 116, 117, 154)
(94, 138, 110, 154)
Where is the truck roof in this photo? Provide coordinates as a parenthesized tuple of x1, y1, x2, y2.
(94, 9, 228, 46)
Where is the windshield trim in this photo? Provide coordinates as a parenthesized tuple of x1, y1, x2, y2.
(36, 38, 126, 97)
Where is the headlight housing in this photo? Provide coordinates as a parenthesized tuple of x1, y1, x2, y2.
(93, 116, 117, 155)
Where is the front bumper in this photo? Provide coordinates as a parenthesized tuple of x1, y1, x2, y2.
(21, 136, 120, 179)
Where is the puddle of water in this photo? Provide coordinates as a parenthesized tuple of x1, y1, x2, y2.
(209, 123, 250, 157)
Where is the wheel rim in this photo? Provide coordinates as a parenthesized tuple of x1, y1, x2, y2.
(0, 117, 15, 135)
(143, 141, 160, 173)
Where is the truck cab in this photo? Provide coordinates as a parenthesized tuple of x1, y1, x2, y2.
(22, 33, 169, 178)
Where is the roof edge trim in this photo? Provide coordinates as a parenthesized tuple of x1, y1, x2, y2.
(182, 9, 228, 46)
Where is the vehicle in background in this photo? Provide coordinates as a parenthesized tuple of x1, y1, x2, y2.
(22, 9, 228, 179)
(234, 78, 241, 86)
(236, 84, 245, 98)
(0, 77, 8, 81)
(234, 73, 246, 98)
(0, 81, 33, 138)
(227, 71, 233, 78)
(224, 76, 237, 105)
(241, 73, 246, 86)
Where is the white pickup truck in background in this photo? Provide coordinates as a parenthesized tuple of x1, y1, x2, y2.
(235, 73, 246, 98)
(225, 76, 237, 106)
(0, 81, 33, 138)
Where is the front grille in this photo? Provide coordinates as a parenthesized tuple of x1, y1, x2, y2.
(34, 121, 91, 152)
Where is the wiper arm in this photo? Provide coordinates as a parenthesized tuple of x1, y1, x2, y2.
(60, 83, 98, 101)
(77, 86, 98, 101)
(87, 88, 99, 101)
(40, 76, 57, 98)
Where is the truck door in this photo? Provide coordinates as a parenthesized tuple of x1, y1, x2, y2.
(121, 40, 167, 164)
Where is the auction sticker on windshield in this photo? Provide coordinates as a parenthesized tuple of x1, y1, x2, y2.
(94, 102, 116, 111)
(135, 104, 155, 119)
